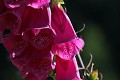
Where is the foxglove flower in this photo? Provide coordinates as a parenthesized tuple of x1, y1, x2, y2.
(51, 3, 84, 80)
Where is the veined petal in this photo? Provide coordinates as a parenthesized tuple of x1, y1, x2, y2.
(26, 0, 50, 8)
(52, 4, 77, 44)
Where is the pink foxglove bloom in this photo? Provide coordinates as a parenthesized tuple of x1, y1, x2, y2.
(51, 4, 84, 80)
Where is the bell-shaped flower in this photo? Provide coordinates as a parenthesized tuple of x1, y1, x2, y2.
(51, 3, 77, 44)
(52, 38, 84, 80)
(51, 3, 84, 80)
(18, 6, 52, 34)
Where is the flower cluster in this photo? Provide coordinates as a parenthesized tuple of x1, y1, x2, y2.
(0, 0, 84, 80)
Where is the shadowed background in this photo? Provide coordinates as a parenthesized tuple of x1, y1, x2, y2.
(0, 0, 120, 80)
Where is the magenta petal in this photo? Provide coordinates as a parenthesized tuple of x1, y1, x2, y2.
(56, 56, 81, 80)
(27, 58, 52, 80)
(19, 6, 51, 33)
(52, 4, 77, 44)
(71, 38, 84, 51)
(2, 33, 28, 57)
(27, 0, 50, 8)
(4, 0, 24, 8)
(52, 38, 84, 60)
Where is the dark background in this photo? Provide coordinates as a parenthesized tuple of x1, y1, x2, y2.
(65, 0, 120, 80)
(0, 0, 120, 80)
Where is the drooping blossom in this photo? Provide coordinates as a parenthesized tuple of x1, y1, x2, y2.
(51, 3, 84, 80)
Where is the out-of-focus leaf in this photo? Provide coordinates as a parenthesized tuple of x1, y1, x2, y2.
(90, 70, 98, 80)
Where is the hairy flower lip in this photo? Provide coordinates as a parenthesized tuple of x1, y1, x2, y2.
(52, 37, 84, 60)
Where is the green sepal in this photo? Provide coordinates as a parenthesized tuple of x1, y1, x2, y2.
(53, 0, 65, 4)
